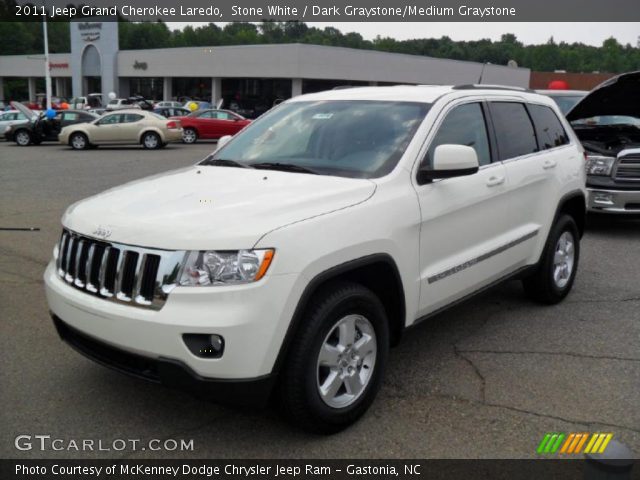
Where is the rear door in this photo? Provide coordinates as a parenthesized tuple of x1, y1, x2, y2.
(415, 100, 510, 315)
(120, 113, 145, 142)
(487, 100, 571, 268)
(93, 113, 123, 142)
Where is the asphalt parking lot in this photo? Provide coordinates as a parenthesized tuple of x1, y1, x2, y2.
(1, 140, 638, 460)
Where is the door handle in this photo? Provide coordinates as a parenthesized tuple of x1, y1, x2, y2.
(543, 159, 557, 169)
(486, 175, 505, 187)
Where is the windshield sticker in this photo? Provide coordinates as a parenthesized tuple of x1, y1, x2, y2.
(312, 113, 334, 120)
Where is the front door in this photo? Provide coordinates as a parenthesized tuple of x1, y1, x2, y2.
(414, 100, 511, 316)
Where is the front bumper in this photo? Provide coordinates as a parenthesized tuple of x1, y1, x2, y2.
(587, 187, 640, 214)
(44, 261, 303, 381)
(52, 315, 276, 407)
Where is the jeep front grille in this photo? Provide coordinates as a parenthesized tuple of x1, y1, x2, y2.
(56, 229, 185, 310)
(615, 153, 640, 182)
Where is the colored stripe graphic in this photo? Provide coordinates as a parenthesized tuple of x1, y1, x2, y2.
(550, 433, 565, 453)
(560, 433, 575, 453)
(574, 433, 589, 453)
(537, 433, 552, 454)
(597, 434, 613, 454)
(541, 432, 614, 455)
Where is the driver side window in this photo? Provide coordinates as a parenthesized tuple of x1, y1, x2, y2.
(98, 114, 122, 125)
(426, 103, 491, 167)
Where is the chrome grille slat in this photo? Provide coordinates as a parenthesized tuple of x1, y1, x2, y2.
(73, 240, 86, 287)
(98, 246, 113, 297)
(55, 229, 184, 310)
(615, 153, 640, 182)
(64, 236, 76, 282)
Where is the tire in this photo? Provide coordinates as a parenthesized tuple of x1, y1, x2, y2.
(15, 130, 32, 146)
(142, 131, 161, 149)
(69, 132, 88, 150)
(279, 281, 389, 434)
(522, 214, 580, 304)
(182, 128, 197, 144)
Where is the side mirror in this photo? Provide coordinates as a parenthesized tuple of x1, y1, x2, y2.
(215, 135, 232, 152)
(417, 144, 480, 184)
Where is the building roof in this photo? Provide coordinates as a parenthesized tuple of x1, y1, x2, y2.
(0, 43, 530, 88)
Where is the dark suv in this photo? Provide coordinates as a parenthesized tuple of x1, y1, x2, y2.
(6, 102, 97, 146)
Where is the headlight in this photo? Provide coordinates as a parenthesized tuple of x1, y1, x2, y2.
(585, 155, 615, 176)
(179, 249, 274, 286)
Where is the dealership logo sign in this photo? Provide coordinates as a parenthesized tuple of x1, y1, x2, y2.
(133, 61, 148, 71)
(49, 62, 69, 70)
(79, 22, 102, 42)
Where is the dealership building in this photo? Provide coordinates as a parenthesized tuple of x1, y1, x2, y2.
(0, 21, 530, 106)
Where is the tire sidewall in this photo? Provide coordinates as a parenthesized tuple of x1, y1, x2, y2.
(299, 287, 389, 429)
(183, 128, 197, 144)
(143, 132, 160, 149)
(544, 215, 580, 299)
(70, 133, 87, 150)
(16, 130, 31, 146)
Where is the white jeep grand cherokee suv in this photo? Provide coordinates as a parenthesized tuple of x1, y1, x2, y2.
(45, 85, 586, 433)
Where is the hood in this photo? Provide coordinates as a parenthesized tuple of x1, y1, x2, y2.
(62, 166, 376, 250)
(11, 101, 39, 121)
(566, 71, 640, 122)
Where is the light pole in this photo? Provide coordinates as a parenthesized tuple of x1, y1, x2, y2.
(42, 8, 52, 109)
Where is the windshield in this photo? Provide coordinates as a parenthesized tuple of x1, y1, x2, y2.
(572, 115, 640, 127)
(202, 100, 430, 178)
(548, 94, 586, 115)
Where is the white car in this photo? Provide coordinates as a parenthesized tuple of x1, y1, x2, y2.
(0, 110, 28, 138)
(105, 98, 141, 111)
(45, 85, 586, 433)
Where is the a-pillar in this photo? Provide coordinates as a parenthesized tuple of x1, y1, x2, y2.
(211, 77, 221, 107)
(291, 78, 302, 97)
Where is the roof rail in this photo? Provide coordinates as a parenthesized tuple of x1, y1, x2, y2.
(453, 84, 534, 93)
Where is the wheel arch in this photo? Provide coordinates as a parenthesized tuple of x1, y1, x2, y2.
(554, 190, 587, 238)
(67, 130, 87, 145)
(271, 253, 406, 376)
(139, 128, 164, 144)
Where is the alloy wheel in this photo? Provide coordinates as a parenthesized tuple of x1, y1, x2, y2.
(316, 314, 377, 409)
(553, 231, 575, 289)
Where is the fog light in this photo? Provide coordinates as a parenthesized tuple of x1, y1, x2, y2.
(183, 333, 225, 358)
(593, 192, 614, 205)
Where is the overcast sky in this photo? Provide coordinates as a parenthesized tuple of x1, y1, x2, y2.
(170, 22, 640, 47)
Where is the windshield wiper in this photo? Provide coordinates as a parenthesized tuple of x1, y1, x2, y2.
(251, 162, 319, 175)
(200, 158, 252, 168)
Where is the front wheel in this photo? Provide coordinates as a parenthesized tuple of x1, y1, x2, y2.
(182, 128, 197, 144)
(522, 214, 580, 304)
(15, 130, 32, 146)
(69, 132, 88, 150)
(279, 281, 389, 434)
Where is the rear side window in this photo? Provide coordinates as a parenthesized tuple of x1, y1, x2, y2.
(125, 114, 144, 123)
(527, 104, 570, 150)
(427, 103, 491, 167)
(489, 102, 538, 160)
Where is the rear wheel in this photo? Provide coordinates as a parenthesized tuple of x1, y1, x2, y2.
(279, 281, 389, 434)
(15, 130, 32, 146)
(69, 132, 88, 150)
(142, 132, 161, 149)
(182, 128, 197, 144)
(523, 214, 579, 304)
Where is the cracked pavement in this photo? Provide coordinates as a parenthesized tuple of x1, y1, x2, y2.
(1, 141, 638, 459)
